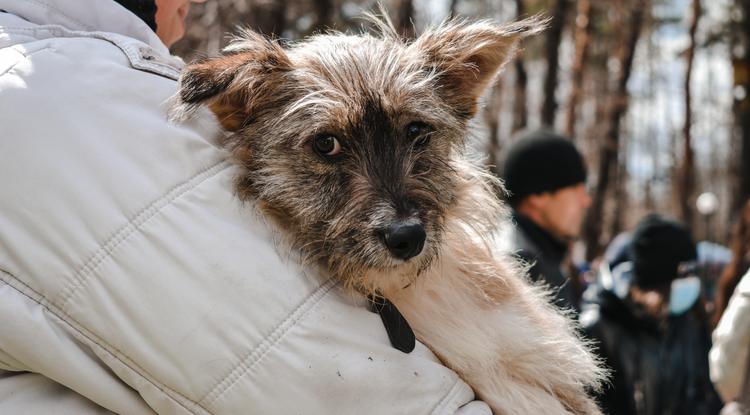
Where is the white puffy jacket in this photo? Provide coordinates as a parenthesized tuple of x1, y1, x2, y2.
(710, 269, 750, 402)
(0, 1, 489, 414)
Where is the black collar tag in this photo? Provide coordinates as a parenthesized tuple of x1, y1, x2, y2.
(368, 295, 416, 354)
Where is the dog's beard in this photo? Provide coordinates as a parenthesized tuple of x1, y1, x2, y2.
(298, 227, 443, 295)
(348, 237, 440, 295)
(310, 232, 440, 295)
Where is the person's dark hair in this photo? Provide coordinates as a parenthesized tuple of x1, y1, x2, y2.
(113, 0, 157, 31)
(713, 200, 750, 326)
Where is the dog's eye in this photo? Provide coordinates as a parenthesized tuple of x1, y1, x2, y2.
(407, 122, 432, 147)
(313, 135, 342, 158)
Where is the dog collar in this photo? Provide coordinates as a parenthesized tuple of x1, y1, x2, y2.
(368, 295, 415, 354)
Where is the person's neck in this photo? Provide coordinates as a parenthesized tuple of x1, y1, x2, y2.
(514, 205, 569, 244)
(513, 211, 569, 259)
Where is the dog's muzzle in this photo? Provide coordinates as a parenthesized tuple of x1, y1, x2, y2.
(381, 219, 426, 261)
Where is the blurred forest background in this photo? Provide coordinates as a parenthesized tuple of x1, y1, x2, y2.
(173, 0, 750, 260)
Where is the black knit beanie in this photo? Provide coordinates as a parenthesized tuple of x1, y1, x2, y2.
(629, 214, 697, 289)
(113, 0, 158, 31)
(501, 130, 587, 206)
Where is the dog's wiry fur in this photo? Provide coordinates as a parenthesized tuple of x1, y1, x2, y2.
(173, 13, 606, 414)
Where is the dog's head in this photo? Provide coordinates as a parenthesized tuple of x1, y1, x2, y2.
(174, 16, 544, 293)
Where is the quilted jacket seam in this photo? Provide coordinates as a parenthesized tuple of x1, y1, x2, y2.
(0, 268, 212, 415)
(56, 161, 229, 315)
(201, 277, 339, 407)
(431, 377, 468, 415)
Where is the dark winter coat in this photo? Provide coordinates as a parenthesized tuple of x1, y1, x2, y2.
(580, 286, 723, 415)
(512, 213, 579, 311)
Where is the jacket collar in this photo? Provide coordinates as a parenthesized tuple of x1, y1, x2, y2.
(513, 212, 569, 265)
(0, 0, 169, 56)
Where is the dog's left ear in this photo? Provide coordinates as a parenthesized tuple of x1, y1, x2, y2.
(172, 31, 293, 131)
(411, 16, 547, 118)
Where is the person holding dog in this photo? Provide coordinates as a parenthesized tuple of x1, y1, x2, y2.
(0, 1, 493, 413)
(501, 130, 592, 312)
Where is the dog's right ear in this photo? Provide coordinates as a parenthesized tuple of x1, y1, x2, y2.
(410, 16, 547, 119)
(173, 31, 293, 131)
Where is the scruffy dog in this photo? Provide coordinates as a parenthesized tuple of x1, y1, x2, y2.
(172, 14, 605, 414)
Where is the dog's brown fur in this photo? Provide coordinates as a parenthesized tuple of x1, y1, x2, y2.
(173, 13, 606, 414)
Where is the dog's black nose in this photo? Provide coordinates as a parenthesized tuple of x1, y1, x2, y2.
(382, 221, 426, 261)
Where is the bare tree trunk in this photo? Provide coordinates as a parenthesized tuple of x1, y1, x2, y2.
(734, 0, 750, 213)
(449, 0, 460, 18)
(584, 0, 646, 260)
(513, 0, 528, 133)
(311, 0, 334, 33)
(610, 139, 629, 237)
(564, 0, 592, 137)
(740, 92, 750, 211)
(249, 1, 287, 37)
(396, 0, 415, 38)
(173, 0, 287, 60)
(541, 0, 571, 127)
(644, 23, 659, 212)
(513, 61, 529, 133)
(740, 103, 750, 211)
(484, 83, 504, 175)
(678, 0, 700, 230)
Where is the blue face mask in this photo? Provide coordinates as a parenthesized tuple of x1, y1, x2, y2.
(668, 275, 701, 315)
(600, 260, 701, 315)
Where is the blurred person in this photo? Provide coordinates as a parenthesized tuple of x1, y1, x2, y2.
(697, 240, 733, 306)
(713, 200, 750, 327)
(581, 215, 723, 415)
(0, 1, 492, 414)
(501, 130, 591, 311)
(710, 268, 750, 406)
